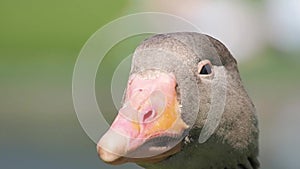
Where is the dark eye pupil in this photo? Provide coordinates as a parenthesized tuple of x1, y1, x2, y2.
(200, 64, 212, 74)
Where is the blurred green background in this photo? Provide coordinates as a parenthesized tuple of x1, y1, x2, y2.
(1, 0, 299, 169)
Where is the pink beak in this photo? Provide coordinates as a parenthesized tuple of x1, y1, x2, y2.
(97, 71, 188, 164)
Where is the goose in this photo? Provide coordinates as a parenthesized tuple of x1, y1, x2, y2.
(97, 32, 259, 169)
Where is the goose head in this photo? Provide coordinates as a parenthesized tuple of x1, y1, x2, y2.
(97, 32, 259, 169)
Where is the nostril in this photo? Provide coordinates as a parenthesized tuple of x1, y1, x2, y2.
(143, 110, 155, 122)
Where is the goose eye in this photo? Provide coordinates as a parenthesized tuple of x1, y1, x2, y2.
(199, 64, 212, 75)
(199, 64, 211, 74)
(197, 60, 213, 76)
